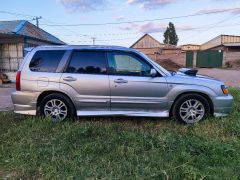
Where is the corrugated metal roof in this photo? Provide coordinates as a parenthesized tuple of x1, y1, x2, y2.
(0, 20, 65, 45)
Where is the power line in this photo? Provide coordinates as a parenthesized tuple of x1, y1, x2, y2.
(40, 7, 240, 27)
(182, 13, 240, 43)
(0, 10, 35, 18)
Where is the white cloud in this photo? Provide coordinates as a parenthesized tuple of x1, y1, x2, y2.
(120, 22, 193, 33)
(59, 0, 107, 12)
(115, 15, 125, 21)
(127, 0, 177, 9)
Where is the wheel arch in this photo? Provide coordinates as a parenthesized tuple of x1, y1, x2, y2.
(36, 90, 76, 113)
(169, 91, 214, 117)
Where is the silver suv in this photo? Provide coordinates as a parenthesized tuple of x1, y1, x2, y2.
(11, 45, 233, 123)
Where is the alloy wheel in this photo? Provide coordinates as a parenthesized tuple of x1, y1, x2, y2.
(44, 99, 68, 122)
(179, 99, 205, 123)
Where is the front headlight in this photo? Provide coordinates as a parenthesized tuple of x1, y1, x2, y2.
(221, 85, 229, 95)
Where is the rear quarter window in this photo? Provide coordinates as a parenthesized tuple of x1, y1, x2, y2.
(29, 50, 65, 72)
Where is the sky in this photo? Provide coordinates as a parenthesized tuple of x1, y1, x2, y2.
(0, 0, 240, 47)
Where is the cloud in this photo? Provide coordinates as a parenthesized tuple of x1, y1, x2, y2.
(127, 0, 177, 9)
(59, 0, 107, 12)
(115, 15, 125, 21)
(197, 7, 240, 15)
(120, 22, 193, 33)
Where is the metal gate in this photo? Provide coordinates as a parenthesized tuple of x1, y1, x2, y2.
(196, 50, 223, 68)
(186, 51, 193, 68)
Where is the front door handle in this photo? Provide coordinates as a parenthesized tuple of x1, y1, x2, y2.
(63, 76, 77, 82)
(114, 78, 128, 83)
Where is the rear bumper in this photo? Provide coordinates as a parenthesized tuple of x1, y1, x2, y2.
(212, 94, 234, 117)
(11, 91, 40, 115)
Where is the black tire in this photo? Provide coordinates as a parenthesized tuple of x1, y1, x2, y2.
(39, 93, 75, 122)
(172, 93, 210, 124)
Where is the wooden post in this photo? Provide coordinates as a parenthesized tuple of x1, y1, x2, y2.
(16, 43, 19, 70)
(8, 44, 11, 72)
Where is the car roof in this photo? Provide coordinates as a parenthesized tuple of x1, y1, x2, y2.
(33, 45, 136, 52)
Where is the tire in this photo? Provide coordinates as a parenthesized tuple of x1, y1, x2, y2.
(39, 93, 75, 122)
(172, 93, 210, 124)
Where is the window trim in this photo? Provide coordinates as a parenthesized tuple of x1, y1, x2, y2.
(106, 51, 161, 77)
(64, 50, 109, 75)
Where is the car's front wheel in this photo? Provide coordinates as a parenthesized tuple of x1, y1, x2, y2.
(40, 93, 75, 122)
(172, 93, 210, 124)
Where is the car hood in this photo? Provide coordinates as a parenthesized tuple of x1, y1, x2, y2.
(165, 72, 223, 86)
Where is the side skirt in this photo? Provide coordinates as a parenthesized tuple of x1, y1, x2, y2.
(77, 110, 169, 117)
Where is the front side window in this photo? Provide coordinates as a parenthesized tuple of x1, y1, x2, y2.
(66, 51, 107, 74)
(29, 50, 65, 72)
(108, 52, 152, 76)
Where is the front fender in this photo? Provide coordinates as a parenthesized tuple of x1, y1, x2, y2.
(167, 84, 217, 107)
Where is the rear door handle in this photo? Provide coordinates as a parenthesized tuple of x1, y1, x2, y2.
(114, 78, 128, 83)
(63, 76, 77, 82)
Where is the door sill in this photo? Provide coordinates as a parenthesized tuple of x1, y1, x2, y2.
(77, 110, 169, 117)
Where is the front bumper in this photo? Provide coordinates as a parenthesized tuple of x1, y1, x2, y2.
(11, 91, 40, 115)
(212, 94, 234, 117)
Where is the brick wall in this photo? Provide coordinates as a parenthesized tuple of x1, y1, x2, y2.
(148, 52, 186, 67)
(225, 51, 240, 62)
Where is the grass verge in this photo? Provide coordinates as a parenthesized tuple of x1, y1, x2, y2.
(0, 89, 240, 179)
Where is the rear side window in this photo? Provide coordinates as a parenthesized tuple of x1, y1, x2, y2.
(66, 51, 107, 74)
(29, 50, 65, 72)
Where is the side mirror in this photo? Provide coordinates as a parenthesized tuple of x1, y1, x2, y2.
(150, 69, 157, 77)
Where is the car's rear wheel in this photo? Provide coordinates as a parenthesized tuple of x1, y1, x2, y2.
(172, 93, 210, 124)
(40, 93, 75, 122)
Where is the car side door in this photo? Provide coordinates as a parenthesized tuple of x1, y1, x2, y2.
(60, 50, 110, 112)
(107, 51, 169, 112)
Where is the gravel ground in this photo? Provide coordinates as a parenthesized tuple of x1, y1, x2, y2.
(198, 68, 240, 88)
(0, 69, 239, 112)
(0, 86, 15, 111)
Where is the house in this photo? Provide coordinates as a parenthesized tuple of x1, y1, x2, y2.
(130, 34, 184, 67)
(0, 20, 65, 80)
(182, 35, 240, 68)
(130, 34, 165, 57)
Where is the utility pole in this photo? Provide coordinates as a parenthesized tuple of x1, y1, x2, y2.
(33, 16, 42, 27)
(91, 37, 96, 45)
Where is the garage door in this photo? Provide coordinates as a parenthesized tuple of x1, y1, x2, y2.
(196, 50, 223, 68)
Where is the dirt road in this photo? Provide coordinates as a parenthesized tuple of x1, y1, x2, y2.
(198, 68, 240, 88)
(0, 87, 15, 111)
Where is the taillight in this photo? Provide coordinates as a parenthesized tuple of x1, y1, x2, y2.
(16, 71, 21, 91)
(221, 85, 229, 95)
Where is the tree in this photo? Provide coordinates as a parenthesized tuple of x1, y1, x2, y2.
(163, 22, 179, 45)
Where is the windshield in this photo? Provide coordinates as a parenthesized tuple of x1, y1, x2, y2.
(138, 52, 172, 76)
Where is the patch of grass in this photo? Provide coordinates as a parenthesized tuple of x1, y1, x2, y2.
(0, 89, 240, 179)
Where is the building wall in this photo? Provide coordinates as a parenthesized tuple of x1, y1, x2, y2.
(181, 45, 200, 51)
(225, 51, 240, 65)
(222, 35, 240, 44)
(147, 52, 186, 67)
(136, 47, 185, 67)
(0, 43, 24, 72)
(135, 48, 161, 56)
